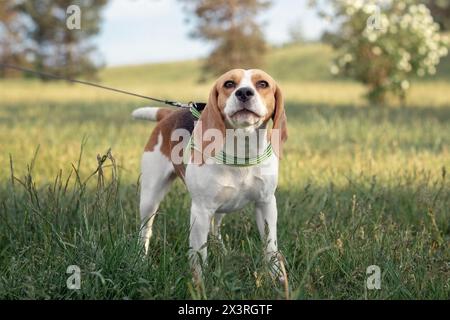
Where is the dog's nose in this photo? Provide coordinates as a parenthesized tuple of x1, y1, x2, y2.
(235, 87, 255, 102)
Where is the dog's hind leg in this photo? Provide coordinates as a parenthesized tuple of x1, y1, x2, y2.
(139, 149, 175, 255)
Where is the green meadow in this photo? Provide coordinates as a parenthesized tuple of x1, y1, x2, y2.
(0, 44, 449, 299)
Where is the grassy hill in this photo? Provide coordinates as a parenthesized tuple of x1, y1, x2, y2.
(100, 42, 450, 84)
(100, 43, 336, 85)
(96, 42, 450, 109)
(1, 42, 448, 107)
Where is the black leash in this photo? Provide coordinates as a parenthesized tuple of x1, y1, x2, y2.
(0, 63, 204, 109)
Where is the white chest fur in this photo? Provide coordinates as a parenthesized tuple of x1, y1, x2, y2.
(185, 154, 279, 213)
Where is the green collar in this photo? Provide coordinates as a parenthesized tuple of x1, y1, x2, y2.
(190, 105, 202, 119)
(185, 106, 273, 167)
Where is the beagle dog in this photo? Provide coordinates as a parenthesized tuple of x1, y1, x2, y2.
(132, 69, 287, 282)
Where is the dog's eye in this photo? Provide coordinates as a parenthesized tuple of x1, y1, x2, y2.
(256, 80, 269, 89)
(224, 80, 236, 89)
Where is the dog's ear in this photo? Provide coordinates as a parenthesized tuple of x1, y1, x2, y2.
(270, 84, 288, 158)
(192, 81, 226, 164)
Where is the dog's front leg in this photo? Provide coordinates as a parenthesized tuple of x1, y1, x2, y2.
(255, 195, 285, 282)
(189, 202, 214, 283)
(212, 213, 227, 252)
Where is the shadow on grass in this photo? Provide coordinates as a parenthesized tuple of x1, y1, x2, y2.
(0, 151, 448, 299)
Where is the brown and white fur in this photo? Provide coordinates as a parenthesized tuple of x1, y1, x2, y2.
(132, 69, 287, 282)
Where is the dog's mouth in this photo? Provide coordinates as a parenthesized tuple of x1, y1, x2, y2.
(227, 109, 263, 128)
(230, 109, 261, 119)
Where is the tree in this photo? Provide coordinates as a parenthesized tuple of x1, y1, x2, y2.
(17, 0, 108, 79)
(180, 0, 271, 77)
(312, 0, 449, 104)
(0, 0, 27, 78)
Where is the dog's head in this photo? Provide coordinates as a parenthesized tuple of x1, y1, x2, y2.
(195, 69, 287, 160)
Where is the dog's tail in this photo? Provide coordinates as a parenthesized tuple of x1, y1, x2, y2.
(131, 107, 174, 122)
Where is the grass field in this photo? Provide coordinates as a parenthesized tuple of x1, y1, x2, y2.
(0, 44, 449, 299)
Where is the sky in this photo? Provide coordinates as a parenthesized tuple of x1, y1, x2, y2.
(97, 0, 328, 66)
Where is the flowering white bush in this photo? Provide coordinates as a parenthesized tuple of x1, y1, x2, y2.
(324, 0, 449, 103)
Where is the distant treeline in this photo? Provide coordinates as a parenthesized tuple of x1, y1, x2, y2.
(1, 0, 448, 80)
(0, 0, 275, 80)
